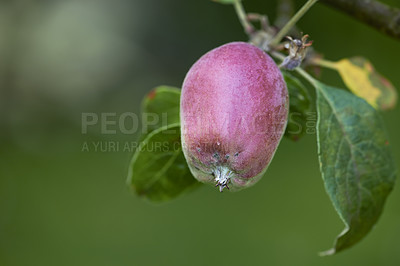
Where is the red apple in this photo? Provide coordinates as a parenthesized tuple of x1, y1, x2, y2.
(181, 42, 288, 191)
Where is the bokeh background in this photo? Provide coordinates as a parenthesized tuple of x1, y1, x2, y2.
(1, 0, 400, 265)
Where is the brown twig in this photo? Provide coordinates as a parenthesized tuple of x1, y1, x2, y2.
(320, 0, 400, 40)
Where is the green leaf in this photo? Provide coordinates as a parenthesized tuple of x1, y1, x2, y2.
(127, 124, 200, 203)
(212, 0, 237, 4)
(141, 86, 181, 135)
(127, 86, 200, 203)
(282, 71, 312, 141)
(315, 82, 396, 255)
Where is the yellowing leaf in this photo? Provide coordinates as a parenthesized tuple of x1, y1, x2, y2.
(330, 57, 397, 110)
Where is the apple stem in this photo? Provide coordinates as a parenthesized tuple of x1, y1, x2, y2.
(270, 0, 318, 46)
(233, 0, 254, 36)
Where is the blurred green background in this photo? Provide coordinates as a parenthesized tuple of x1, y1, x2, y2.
(1, 0, 400, 265)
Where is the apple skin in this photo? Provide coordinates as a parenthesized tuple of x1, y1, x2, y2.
(180, 42, 288, 191)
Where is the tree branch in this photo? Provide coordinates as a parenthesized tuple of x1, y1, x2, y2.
(320, 0, 400, 40)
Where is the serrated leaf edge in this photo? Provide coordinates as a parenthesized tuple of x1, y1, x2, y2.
(315, 85, 352, 256)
